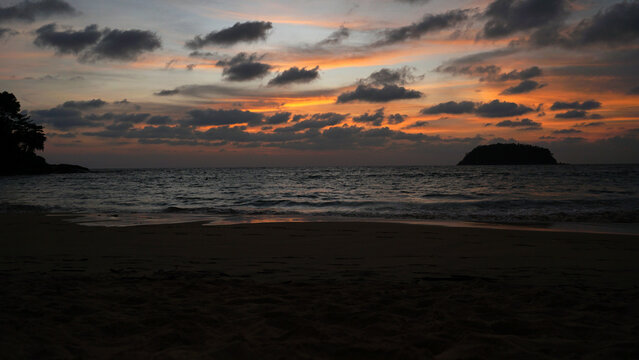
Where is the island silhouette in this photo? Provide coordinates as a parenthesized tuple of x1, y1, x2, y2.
(1, 91, 88, 175)
(458, 143, 558, 165)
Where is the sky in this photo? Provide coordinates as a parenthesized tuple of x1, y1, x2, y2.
(1, 0, 638, 167)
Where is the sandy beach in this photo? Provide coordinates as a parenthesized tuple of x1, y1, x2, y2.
(1, 214, 638, 359)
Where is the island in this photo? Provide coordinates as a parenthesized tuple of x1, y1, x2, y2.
(458, 143, 558, 165)
(1, 91, 89, 176)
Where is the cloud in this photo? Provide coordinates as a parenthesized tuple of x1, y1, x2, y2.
(352, 108, 385, 126)
(555, 110, 587, 119)
(550, 100, 601, 111)
(420, 101, 475, 115)
(82, 28, 161, 62)
(146, 116, 173, 125)
(216, 52, 271, 81)
(375, 9, 471, 45)
(445, 45, 521, 66)
(629, 86, 639, 95)
(482, 0, 568, 38)
(317, 25, 349, 46)
(573, 121, 605, 128)
(568, 1, 639, 46)
(494, 118, 542, 129)
(0, 27, 18, 39)
(274, 113, 347, 133)
(34, 23, 102, 54)
(154, 89, 180, 96)
(404, 120, 429, 129)
(501, 80, 545, 94)
(61, 99, 107, 110)
(185, 21, 272, 49)
(0, 0, 76, 23)
(183, 108, 264, 127)
(265, 112, 291, 125)
(360, 66, 423, 86)
(336, 84, 422, 103)
(34, 23, 161, 61)
(476, 100, 535, 117)
(31, 108, 100, 130)
(387, 113, 406, 125)
(437, 64, 542, 82)
(268, 66, 319, 86)
(553, 128, 583, 134)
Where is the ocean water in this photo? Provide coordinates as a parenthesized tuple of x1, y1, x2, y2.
(1, 165, 638, 231)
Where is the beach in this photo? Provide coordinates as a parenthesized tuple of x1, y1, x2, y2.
(1, 214, 639, 359)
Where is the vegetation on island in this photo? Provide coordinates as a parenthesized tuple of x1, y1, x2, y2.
(1, 91, 88, 175)
(458, 143, 558, 165)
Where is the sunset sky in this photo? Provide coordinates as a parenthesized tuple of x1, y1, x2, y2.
(1, 0, 638, 167)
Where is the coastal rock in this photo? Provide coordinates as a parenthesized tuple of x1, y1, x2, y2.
(458, 143, 558, 165)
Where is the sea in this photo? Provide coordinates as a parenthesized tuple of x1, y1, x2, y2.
(1, 165, 638, 234)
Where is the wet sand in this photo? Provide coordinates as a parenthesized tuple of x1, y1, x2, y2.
(1, 214, 639, 359)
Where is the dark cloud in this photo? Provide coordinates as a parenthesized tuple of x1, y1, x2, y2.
(555, 110, 588, 119)
(34, 23, 161, 61)
(352, 108, 385, 126)
(216, 52, 271, 81)
(387, 113, 406, 125)
(420, 101, 475, 115)
(553, 128, 583, 134)
(436, 64, 501, 79)
(268, 66, 319, 86)
(573, 121, 605, 128)
(183, 109, 264, 127)
(375, 9, 471, 46)
(112, 99, 141, 111)
(404, 120, 429, 129)
(34, 23, 101, 54)
(154, 89, 180, 96)
(0, 0, 75, 23)
(482, 0, 568, 38)
(629, 86, 639, 95)
(150, 83, 341, 100)
(265, 112, 291, 125)
(274, 113, 347, 133)
(501, 80, 545, 94)
(568, 1, 639, 46)
(550, 100, 601, 111)
(360, 66, 423, 86)
(82, 28, 161, 62)
(185, 21, 272, 49)
(110, 113, 150, 123)
(336, 84, 422, 103)
(146, 116, 173, 125)
(446, 45, 521, 66)
(31, 108, 99, 130)
(318, 26, 349, 46)
(61, 99, 107, 110)
(494, 118, 542, 130)
(476, 100, 535, 117)
(0, 27, 18, 39)
(437, 64, 542, 82)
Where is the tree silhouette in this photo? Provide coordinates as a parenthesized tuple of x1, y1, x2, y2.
(1, 91, 47, 174)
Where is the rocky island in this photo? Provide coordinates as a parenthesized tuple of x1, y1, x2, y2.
(458, 143, 558, 165)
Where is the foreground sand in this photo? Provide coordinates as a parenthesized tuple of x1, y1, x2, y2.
(1, 214, 638, 359)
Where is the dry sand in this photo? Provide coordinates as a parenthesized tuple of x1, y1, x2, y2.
(1, 214, 638, 359)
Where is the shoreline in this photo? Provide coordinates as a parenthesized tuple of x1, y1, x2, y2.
(56, 212, 639, 236)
